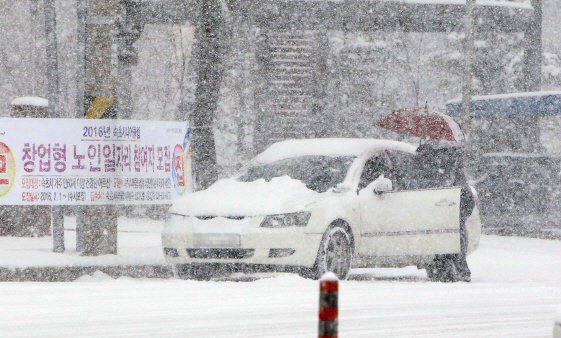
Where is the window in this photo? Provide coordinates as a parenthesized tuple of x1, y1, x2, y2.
(237, 155, 355, 193)
(358, 152, 392, 190)
(387, 150, 420, 191)
(388, 147, 466, 191)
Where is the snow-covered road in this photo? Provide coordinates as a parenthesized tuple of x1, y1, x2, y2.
(1, 235, 560, 338)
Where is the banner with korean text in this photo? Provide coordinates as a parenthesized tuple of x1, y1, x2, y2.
(0, 118, 191, 205)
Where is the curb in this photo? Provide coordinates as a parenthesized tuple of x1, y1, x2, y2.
(0, 265, 173, 282)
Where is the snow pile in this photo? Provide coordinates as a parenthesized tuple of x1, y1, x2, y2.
(447, 32, 465, 41)
(447, 51, 462, 60)
(320, 272, 339, 282)
(75, 271, 115, 282)
(543, 53, 561, 79)
(74, 271, 143, 283)
(10, 96, 48, 107)
(0, 216, 166, 268)
(169, 176, 320, 216)
(543, 64, 561, 78)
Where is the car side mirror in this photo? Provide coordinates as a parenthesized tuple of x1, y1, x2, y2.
(370, 175, 392, 194)
(332, 184, 351, 194)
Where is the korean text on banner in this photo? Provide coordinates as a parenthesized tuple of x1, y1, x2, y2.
(0, 118, 191, 205)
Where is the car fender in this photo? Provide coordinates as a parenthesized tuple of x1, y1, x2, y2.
(304, 192, 359, 235)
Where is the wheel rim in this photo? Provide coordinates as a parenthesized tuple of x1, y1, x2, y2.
(324, 230, 351, 279)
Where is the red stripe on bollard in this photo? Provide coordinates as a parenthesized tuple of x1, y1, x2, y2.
(320, 280, 338, 292)
(319, 273, 338, 338)
(319, 307, 338, 321)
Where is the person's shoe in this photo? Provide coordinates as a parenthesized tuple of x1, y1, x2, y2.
(458, 273, 471, 282)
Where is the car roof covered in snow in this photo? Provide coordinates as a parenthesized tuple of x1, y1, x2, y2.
(254, 138, 417, 164)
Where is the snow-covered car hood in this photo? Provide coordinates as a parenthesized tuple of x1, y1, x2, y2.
(169, 176, 322, 217)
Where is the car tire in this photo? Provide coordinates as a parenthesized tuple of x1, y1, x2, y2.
(310, 226, 353, 280)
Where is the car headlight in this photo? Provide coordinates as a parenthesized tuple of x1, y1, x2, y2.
(260, 212, 311, 228)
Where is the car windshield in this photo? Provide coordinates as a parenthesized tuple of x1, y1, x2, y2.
(237, 155, 355, 193)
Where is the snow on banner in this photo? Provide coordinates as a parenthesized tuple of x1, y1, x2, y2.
(0, 118, 191, 205)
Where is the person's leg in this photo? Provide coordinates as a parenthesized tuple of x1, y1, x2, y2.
(454, 186, 475, 281)
(453, 220, 471, 281)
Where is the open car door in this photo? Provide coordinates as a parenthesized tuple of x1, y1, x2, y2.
(357, 150, 461, 257)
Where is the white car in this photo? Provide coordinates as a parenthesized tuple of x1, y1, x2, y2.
(162, 139, 481, 281)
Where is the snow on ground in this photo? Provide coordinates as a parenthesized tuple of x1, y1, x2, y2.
(0, 217, 166, 268)
(0, 217, 560, 337)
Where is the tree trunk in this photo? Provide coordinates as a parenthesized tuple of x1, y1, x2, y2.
(190, 0, 228, 190)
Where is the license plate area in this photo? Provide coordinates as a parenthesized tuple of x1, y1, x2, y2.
(193, 233, 241, 248)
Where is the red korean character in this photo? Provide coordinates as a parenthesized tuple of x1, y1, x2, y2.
(117, 145, 131, 172)
(139, 146, 148, 172)
(122, 144, 131, 172)
(103, 144, 115, 172)
(88, 144, 101, 172)
(175, 152, 185, 187)
(53, 144, 66, 173)
(22, 143, 37, 173)
(37, 144, 51, 172)
(114, 145, 122, 171)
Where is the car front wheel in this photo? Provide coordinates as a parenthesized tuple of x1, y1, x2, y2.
(313, 226, 353, 280)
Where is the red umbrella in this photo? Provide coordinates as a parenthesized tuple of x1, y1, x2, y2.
(377, 108, 465, 142)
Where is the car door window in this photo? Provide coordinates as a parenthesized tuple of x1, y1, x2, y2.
(413, 146, 465, 189)
(387, 150, 417, 191)
(358, 152, 392, 190)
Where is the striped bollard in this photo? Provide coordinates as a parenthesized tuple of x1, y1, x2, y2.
(319, 272, 338, 338)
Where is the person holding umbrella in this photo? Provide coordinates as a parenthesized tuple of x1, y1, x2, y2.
(378, 108, 474, 282)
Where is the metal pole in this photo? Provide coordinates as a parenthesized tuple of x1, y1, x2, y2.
(45, 0, 65, 253)
(80, 0, 120, 256)
(523, 0, 542, 92)
(75, 0, 87, 252)
(117, 0, 140, 120)
(522, 0, 543, 153)
(51, 206, 64, 252)
(461, 0, 476, 177)
(45, 0, 60, 114)
(76, 0, 87, 118)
